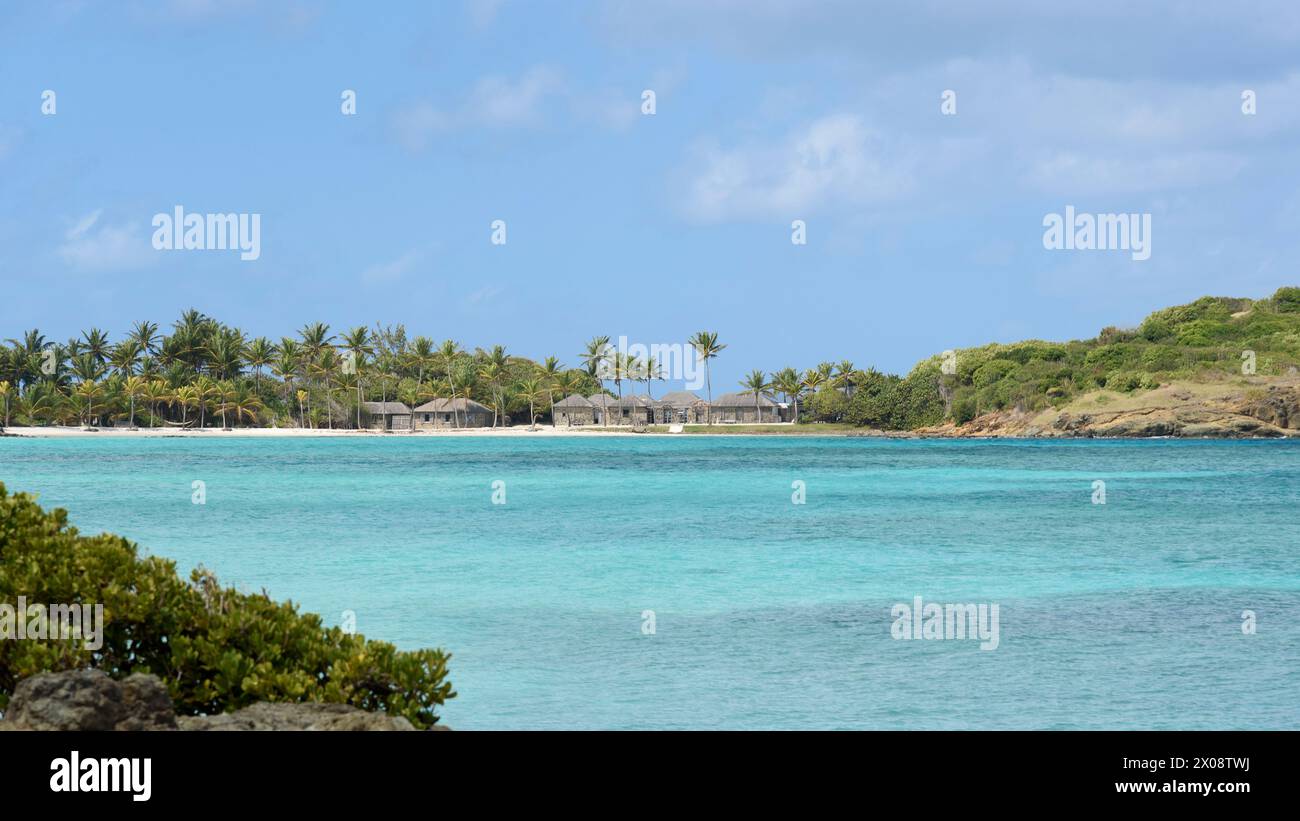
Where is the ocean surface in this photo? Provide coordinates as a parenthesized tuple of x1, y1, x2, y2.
(1, 435, 1297, 729)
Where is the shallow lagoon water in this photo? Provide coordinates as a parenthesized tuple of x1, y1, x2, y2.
(2, 435, 1297, 729)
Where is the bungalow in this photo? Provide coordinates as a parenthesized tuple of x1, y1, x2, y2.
(553, 394, 596, 426)
(361, 401, 413, 431)
(616, 395, 655, 426)
(658, 391, 707, 423)
(412, 397, 493, 429)
(708, 391, 781, 423)
(587, 393, 617, 425)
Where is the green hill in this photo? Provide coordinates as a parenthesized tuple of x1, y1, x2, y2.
(833, 287, 1300, 430)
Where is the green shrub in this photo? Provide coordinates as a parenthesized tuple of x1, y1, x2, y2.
(806, 386, 849, 422)
(0, 484, 454, 726)
(1273, 287, 1300, 313)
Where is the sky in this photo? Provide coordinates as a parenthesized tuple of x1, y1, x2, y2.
(1, 0, 1298, 391)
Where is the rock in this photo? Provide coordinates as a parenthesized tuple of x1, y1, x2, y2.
(1238, 387, 1300, 430)
(0, 669, 435, 731)
(178, 702, 415, 731)
(2, 669, 176, 731)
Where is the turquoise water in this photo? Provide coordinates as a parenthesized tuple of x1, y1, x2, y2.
(1, 435, 1297, 729)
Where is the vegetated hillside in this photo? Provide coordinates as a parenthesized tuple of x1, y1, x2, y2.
(840, 287, 1300, 434)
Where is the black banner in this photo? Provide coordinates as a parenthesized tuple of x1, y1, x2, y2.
(6, 730, 1282, 808)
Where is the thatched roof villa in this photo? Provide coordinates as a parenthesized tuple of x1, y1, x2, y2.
(361, 401, 413, 431)
(413, 398, 493, 428)
(707, 391, 781, 423)
(553, 394, 596, 426)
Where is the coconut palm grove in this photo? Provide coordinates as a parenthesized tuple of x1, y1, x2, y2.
(2, 288, 1299, 432)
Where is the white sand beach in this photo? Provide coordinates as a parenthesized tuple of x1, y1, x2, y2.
(0, 423, 796, 439)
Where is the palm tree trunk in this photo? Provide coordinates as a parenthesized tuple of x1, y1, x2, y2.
(705, 364, 713, 425)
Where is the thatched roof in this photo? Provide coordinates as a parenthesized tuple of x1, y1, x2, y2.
(710, 391, 779, 408)
(362, 401, 412, 414)
(413, 398, 491, 413)
(659, 391, 703, 406)
(587, 393, 616, 408)
(554, 394, 594, 408)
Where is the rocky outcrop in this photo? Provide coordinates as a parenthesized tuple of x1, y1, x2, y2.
(1, 669, 177, 731)
(916, 379, 1300, 438)
(1236, 386, 1300, 430)
(178, 702, 415, 731)
(0, 669, 443, 730)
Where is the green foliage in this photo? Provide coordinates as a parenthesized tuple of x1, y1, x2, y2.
(0, 484, 453, 726)
(844, 365, 944, 429)
(805, 386, 849, 422)
(1272, 286, 1300, 313)
(835, 288, 1300, 430)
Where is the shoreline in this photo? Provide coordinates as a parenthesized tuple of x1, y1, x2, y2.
(1, 424, 1296, 440)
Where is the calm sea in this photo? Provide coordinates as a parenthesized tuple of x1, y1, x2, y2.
(2, 435, 1297, 729)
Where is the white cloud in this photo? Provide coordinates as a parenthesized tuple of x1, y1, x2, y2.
(680, 115, 915, 222)
(461, 284, 504, 307)
(58, 210, 155, 272)
(392, 66, 564, 150)
(466, 0, 504, 28)
(470, 66, 563, 127)
(361, 249, 423, 284)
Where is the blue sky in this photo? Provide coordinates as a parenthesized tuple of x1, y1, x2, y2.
(1, 0, 1298, 391)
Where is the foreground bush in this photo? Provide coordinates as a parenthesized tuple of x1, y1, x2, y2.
(0, 483, 453, 727)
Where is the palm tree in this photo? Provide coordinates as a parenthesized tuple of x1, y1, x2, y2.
(143, 379, 170, 427)
(123, 375, 147, 429)
(610, 351, 631, 416)
(192, 376, 218, 428)
(82, 328, 111, 366)
(246, 337, 275, 392)
(437, 340, 463, 428)
(341, 326, 374, 429)
(639, 356, 664, 400)
(296, 389, 308, 428)
(478, 360, 506, 427)
(0, 380, 10, 429)
(551, 370, 582, 426)
(70, 352, 104, 385)
(517, 375, 547, 430)
(834, 360, 858, 397)
(215, 380, 234, 429)
(580, 336, 611, 384)
(740, 369, 771, 423)
(73, 380, 104, 428)
(311, 348, 342, 429)
(298, 322, 334, 427)
(539, 356, 563, 427)
(175, 385, 197, 425)
(772, 367, 803, 424)
(219, 382, 265, 427)
(109, 340, 142, 379)
(128, 320, 160, 357)
(273, 339, 302, 420)
(688, 331, 726, 424)
(408, 336, 435, 384)
(802, 367, 827, 402)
